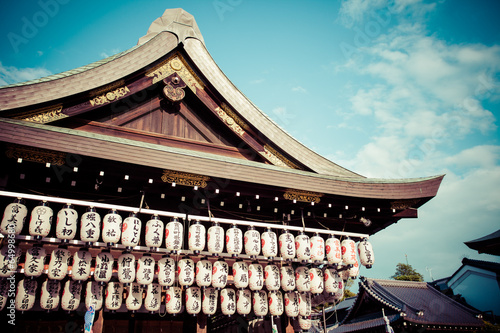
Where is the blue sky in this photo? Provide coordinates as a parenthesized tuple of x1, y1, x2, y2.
(1, 0, 499, 288)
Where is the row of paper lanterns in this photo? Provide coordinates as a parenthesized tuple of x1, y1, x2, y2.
(0, 200, 374, 267)
(0, 277, 316, 329)
(1, 243, 352, 294)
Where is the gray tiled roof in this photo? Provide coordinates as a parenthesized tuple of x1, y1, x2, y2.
(330, 277, 483, 332)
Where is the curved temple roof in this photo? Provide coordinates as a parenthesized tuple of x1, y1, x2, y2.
(0, 8, 443, 205)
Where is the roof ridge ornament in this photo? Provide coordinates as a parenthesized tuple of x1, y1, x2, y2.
(138, 8, 205, 46)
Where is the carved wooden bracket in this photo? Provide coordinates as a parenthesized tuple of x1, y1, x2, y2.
(162, 73, 186, 103)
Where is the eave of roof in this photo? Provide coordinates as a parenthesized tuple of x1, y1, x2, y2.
(340, 277, 483, 330)
(0, 117, 444, 201)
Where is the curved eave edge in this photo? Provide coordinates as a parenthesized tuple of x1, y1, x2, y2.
(0, 118, 444, 200)
(182, 38, 363, 179)
(0, 32, 179, 111)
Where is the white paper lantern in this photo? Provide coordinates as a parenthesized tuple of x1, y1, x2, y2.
(207, 222, 224, 256)
(299, 316, 312, 331)
(165, 217, 183, 254)
(157, 255, 175, 287)
(102, 209, 122, 246)
(295, 266, 310, 293)
(248, 262, 264, 291)
(324, 268, 342, 295)
(144, 283, 161, 313)
(220, 288, 236, 316)
(309, 268, 324, 294)
(232, 260, 249, 289)
(55, 204, 78, 242)
(244, 225, 260, 257)
(284, 291, 299, 317)
(195, 257, 212, 288)
(280, 266, 296, 292)
(72, 249, 92, 282)
(105, 281, 123, 311)
(61, 279, 82, 312)
(40, 279, 60, 311)
(358, 238, 375, 268)
(125, 283, 143, 312)
(24, 245, 46, 278)
(212, 258, 228, 289)
(80, 207, 101, 244)
(226, 224, 243, 257)
(178, 256, 195, 287)
(269, 291, 284, 317)
(136, 254, 155, 286)
(85, 281, 103, 311)
(298, 292, 311, 317)
(118, 252, 136, 286)
(341, 237, 357, 265)
(166, 286, 182, 315)
(236, 289, 252, 316)
(145, 214, 164, 250)
(185, 286, 201, 315)
(47, 247, 71, 280)
(15, 278, 37, 311)
(279, 230, 295, 261)
(261, 227, 278, 259)
(348, 258, 360, 278)
(310, 233, 325, 263)
(264, 264, 280, 291)
(29, 201, 53, 239)
(94, 250, 114, 284)
(1, 198, 28, 235)
(295, 232, 311, 262)
(188, 220, 205, 254)
(0, 244, 21, 277)
(253, 290, 268, 317)
(202, 287, 218, 316)
(326, 235, 342, 265)
(121, 212, 141, 249)
(333, 277, 344, 301)
(0, 279, 8, 311)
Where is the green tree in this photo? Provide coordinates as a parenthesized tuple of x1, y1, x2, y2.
(391, 263, 424, 281)
(342, 278, 356, 300)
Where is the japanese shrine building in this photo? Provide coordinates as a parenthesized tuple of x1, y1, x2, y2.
(0, 8, 444, 333)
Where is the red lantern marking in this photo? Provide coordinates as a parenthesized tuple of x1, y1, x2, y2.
(285, 298, 290, 306)
(166, 294, 171, 303)
(341, 246, 346, 255)
(295, 242, 300, 250)
(122, 222, 127, 232)
(261, 239, 265, 247)
(165, 229, 169, 237)
(326, 245, 331, 254)
(244, 236, 248, 244)
(212, 266, 217, 275)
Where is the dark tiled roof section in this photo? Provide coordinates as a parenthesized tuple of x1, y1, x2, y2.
(461, 258, 500, 273)
(0, 32, 178, 111)
(361, 278, 483, 327)
(329, 314, 399, 333)
(0, 118, 444, 200)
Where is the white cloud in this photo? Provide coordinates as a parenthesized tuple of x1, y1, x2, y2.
(0, 61, 52, 86)
(99, 48, 121, 59)
(292, 86, 307, 94)
(444, 145, 500, 170)
(250, 78, 265, 84)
